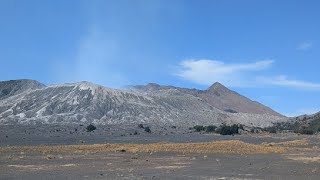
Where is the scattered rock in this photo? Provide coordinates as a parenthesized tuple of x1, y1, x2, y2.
(86, 124, 96, 132)
(46, 155, 55, 160)
(116, 149, 126, 153)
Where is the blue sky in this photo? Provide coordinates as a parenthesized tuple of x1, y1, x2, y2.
(0, 0, 320, 116)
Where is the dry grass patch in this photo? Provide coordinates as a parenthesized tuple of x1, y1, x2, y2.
(262, 138, 310, 147)
(0, 140, 287, 154)
(286, 156, 320, 163)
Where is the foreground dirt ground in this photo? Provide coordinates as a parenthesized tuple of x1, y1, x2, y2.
(1, 136, 320, 180)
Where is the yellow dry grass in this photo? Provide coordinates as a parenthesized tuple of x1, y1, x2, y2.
(0, 140, 287, 155)
(262, 138, 310, 147)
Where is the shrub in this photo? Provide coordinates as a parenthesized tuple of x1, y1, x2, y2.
(251, 128, 255, 133)
(206, 125, 217, 133)
(269, 129, 277, 134)
(193, 125, 205, 132)
(86, 124, 96, 132)
(264, 127, 277, 134)
(215, 126, 227, 135)
(297, 129, 314, 135)
(215, 124, 239, 135)
(138, 124, 144, 129)
(144, 126, 151, 133)
(134, 131, 138, 135)
(230, 124, 239, 134)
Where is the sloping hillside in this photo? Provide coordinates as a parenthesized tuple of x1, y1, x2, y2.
(0, 80, 286, 127)
(132, 82, 283, 116)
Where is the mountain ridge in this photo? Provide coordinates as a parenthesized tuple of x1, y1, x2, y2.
(0, 79, 286, 127)
(132, 82, 283, 117)
(0, 79, 45, 100)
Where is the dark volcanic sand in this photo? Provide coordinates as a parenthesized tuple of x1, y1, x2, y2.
(1, 150, 320, 180)
(0, 124, 312, 146)
(1, 124, 320, 180)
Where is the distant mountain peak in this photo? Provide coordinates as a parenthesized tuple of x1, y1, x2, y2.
(207, 82, 229, 93)
(0, 79, 45, 100)
(49, 81, 101, 88)
(0, 79, 44, 86)
(146, 83, 161, 88)
(209, 82, 224, 88)
(132, 83, 162, 92)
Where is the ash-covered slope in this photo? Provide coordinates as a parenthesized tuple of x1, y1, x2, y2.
(0, 79, 45, 100)
(132, 82, 283, 117)
(0, 80, 286, 127)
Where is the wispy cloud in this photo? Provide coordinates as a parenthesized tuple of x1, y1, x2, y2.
(174, 59, 273, 87)
(297, 41, 313, 50)
(257, 75, 320, 90)
(174, 59, 320, 90)
(53, 26, 129, 88)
